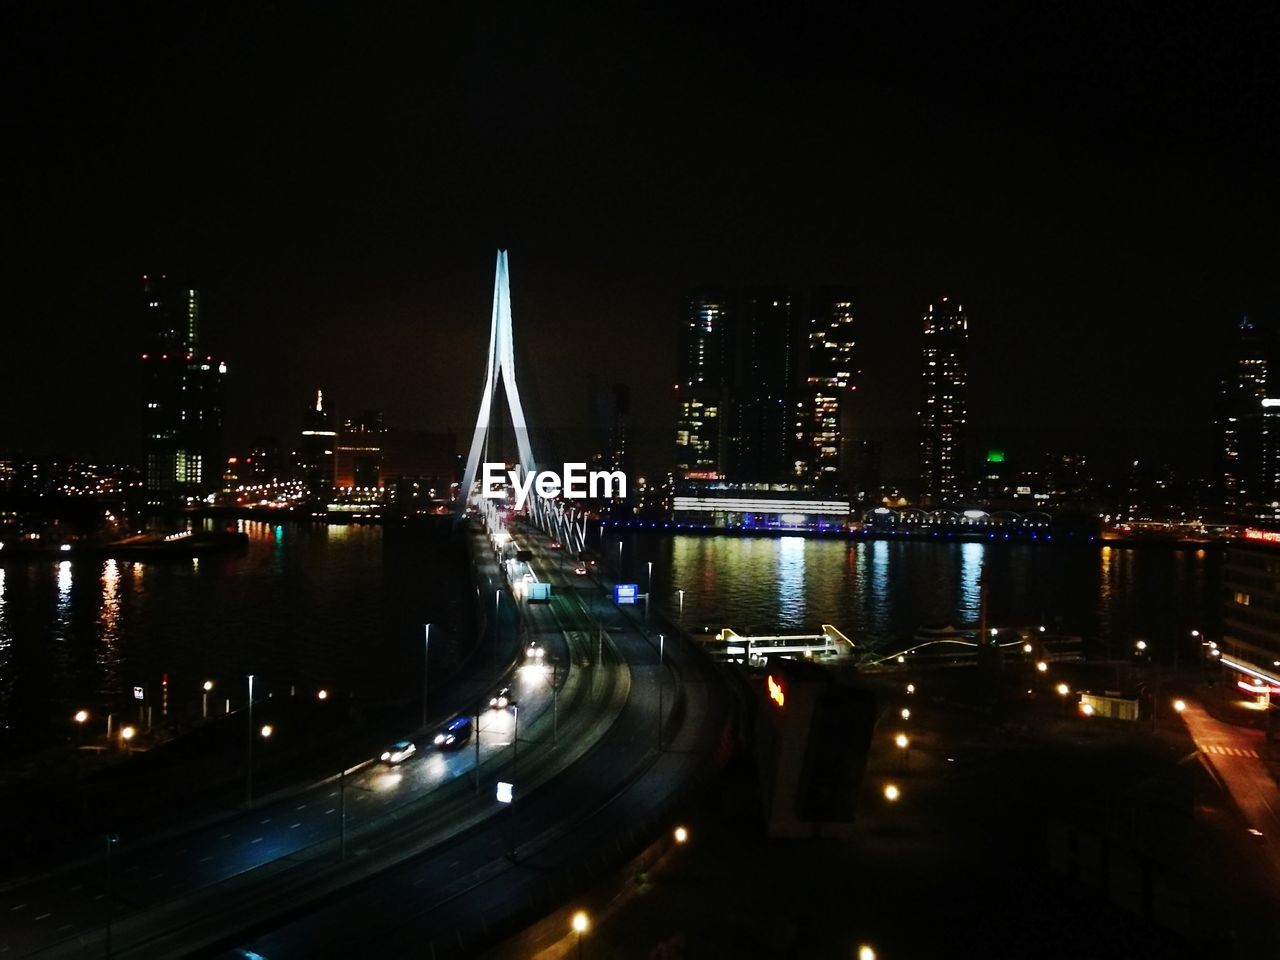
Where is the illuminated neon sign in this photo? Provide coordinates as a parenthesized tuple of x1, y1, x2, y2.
(1243, 527, 1280, 544)
(767, 674, 785, 708)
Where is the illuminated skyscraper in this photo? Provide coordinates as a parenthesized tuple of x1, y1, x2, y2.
(140, 275, 226, 505)
(732, 288, 799, 482)
(674, 288, 735, 478)
(1218, 316, 1272, 506)
(919, 297, 968, 505)
(299, 389, 337, 498)
(803, 287, 858, 486)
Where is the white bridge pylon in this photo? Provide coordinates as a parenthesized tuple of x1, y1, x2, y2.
(458, 250, 587, 555)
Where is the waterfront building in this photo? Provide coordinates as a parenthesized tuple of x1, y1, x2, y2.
(140, 275, 226, 505)
(919, 297, 968, 505)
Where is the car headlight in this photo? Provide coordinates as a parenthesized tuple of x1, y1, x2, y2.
(381, 751, 391, 760)
(433, 734, 445, 745)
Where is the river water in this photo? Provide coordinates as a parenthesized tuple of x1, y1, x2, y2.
(0, 524, 1220, 753)
(615, 532, 1220, 658)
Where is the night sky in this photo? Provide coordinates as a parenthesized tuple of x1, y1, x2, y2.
(4, 3, 1279, 480)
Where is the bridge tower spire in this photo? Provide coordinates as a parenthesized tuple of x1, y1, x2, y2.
(460, 250, 536, 507)
(458, 252, 587, 553)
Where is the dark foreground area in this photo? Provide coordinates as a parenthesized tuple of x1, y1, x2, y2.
(515, 664, 1280, 959)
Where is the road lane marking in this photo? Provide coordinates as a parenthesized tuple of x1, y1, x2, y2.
(10, 904, 26, 911)
(199, 856, 214, 863)
(34, 912, 51, 921)
(259, 819, 271, 824)
(295, 804, 307, 810)
(290, 823, 302, 829)
(325, 808, 336, 814)
(251, 837, 263, 844)
(148, 873, 163, 881)
(219, 833, 232, 840)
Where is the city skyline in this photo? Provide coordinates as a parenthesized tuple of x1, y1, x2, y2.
(5, 5, 1279, 480)
(5, 7, 1280, 958)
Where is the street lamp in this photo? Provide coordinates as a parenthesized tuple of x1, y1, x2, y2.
(657, 634, 666, 750)
(317, 688, 328, 700)
(1136, 640, 1148, 652)
(202, 680, 214, 719)
(1173, 699, 1187, 714)
(1056, 683, 1069, 696)
(1080, 702, 1095, 717)
(120, 725, 135, 752)
(1036, 661, 1048, 673)
(572, 911, 589, 959)
(906, 683, 915, 695)
(246, 673, 255, 807)
(859, 947, 877, 960)
(422, 623, 431, 730)
(260, 724, 273, 738)
(1022, 643, 1033, 654)
(900, 707, 910, 721)
(74, 709, 89, 724)
(674, 825, 689, 844)
(883, 783, 900, 802)
(677, 588, 684, 621)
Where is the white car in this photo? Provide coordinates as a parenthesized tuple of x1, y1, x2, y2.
(379, 739, 416, 765)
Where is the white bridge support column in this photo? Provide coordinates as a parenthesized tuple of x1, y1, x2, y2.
(457, 251, 585, 555)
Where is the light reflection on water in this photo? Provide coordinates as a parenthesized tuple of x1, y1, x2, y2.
(0, 521, 469, 749)
(631, 533, 1220, 655)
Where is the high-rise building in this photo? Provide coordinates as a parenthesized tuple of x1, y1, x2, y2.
(919, 297, 969, 505)
(1221, 528, 1280, 709)
(803, 287, 858, 486)
(732, 288, 799, 482)
(140, 275, 226, 505)
(299, 389, 337, 498)
(1217, 316, 1272, 506)
(674, 288, 735, 478)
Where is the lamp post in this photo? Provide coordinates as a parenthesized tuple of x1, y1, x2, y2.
(512, 703, 519, 781)
(895, 732, 909, 771)
(104, 833, 119, 957)
(422, 624, 431, 730)
(572, 911, 589, 959)
(551, 658, 560, 743)
(646, 561, 653, 623)
(202, 680, 213, 719)
(657, 633, 665, 751)
(74, 709, 88, 746)
(246, 674, 255, 808)
(677, 588, 684, 622)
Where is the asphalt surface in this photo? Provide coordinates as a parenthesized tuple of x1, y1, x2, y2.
(210, 521, 732, 959)
(1, 522, 589, 958)
(1178, 699, 1280, 863)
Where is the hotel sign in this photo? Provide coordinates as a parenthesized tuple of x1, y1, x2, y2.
(1243, 528, 1280, 545)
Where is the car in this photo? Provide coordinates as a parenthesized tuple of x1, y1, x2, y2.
(490, 686, 511, 709)
(521, 572, 536, 583)
(379, 739, 417, 765)
(574, 565, 587, 575)
(434, 715, 472, 749)
(525, 643, 546, 660)
(549, 540, 562, 549)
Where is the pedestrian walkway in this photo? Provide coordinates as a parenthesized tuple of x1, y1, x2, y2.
(1202, 743, 1260, 759)
(1178, 700, 1280, 871)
